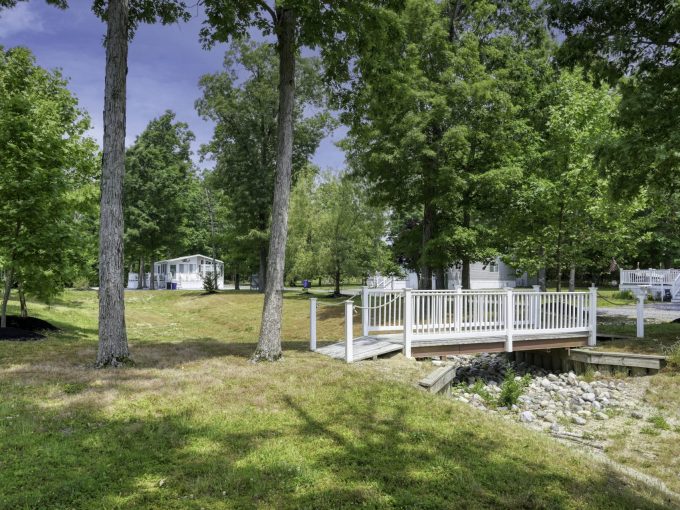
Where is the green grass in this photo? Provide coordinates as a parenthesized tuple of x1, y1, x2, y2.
(0, 290, 675, 509)
(597, 321, 680, 355)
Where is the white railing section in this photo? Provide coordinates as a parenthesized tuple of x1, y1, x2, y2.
(345, 286, 598, 362)
(620, 268, 680, 286)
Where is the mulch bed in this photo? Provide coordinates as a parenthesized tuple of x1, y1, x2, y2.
(0, 315, 59, 341)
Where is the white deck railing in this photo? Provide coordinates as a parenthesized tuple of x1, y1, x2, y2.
(348, 286, 597, 361)
(620, 269, 680, 287)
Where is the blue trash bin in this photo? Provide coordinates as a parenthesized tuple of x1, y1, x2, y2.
(171, 282, 177, 290)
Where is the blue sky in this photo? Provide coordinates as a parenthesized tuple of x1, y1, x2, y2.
(0, 1, 347, 171)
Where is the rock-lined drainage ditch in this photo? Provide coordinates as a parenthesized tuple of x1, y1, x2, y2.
(424, 353, 675, 447)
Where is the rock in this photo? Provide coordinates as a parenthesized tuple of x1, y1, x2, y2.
(540, 379, 552, 389)
(511, 404, 520, 412)
(520, 411, 535, 423)
(579, 381, 592, 392)
(458, 397, 469, 404)
(582, 392, 596, 402)
(591, 401, 602, 411)
(550, 423, 561, 433)
(631, 411, 644, 419)
(572, 416, 587, 425)
(544, 414, 557, 423)
(432, 360, 444, 366)
(595, 412, 608, 420)
(548, 373, 559, 382)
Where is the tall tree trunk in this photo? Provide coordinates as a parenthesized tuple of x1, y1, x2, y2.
(1, 266, 13, 328)
(96, 0, 129, 367)
(461, 205, 471, 290)
(334, 269, 341, 297)
(138, 255, 144, 290)
(18, 282, 27, 318)
(235, 273, 240, 291)
(421, 198, 434, 289)
(538, 246, 546, 291)
(555, 202, 565, 292)
(150, 258, 155, 290)
(252, 7, 295, 362)
(568, 265, 576, 292)
(258, 244, 267, 293)
(435, 268, 445, 290)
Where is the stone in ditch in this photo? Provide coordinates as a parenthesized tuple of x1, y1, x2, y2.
(579, 381, 592, 392)
(582, 392, 596, 402)
(591, 401, 602, 411)
(520, 411, 534, 423)
(572, 416, 587, 425)
(550, 423, 561, 433)
(631, 411, 644, 419)
(544, 414, 557, 423)
(595, 412, 608, 420)
(548, 373, 559, 382)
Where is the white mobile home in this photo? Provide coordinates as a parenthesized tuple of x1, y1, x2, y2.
(127, 254, 225, 290)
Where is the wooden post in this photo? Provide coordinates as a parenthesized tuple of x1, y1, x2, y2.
(505, 288, 514, 352)
(589, 285, 597, 346)
(309, 298, 317, 351)
(403, 288, 413, 359)
(361, 286, 369, 337)
(636, 292, 645, 338)
(345, 300, 354, 363)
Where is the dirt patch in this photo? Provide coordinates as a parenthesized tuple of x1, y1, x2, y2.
(0, 326, 45, 341)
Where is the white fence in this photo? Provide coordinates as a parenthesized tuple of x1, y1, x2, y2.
(345, 287, 597, 361)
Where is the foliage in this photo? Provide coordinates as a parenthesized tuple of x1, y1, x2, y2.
(0, 47, 98, 321)
(497, 369, 532, 407)
(197, 41, 330, 288)
(547, 0, 679, 194)
(342, 0, 553, 287)
(124, 110, 198, 281)
(201, 271, 218, 294)
(287, 170, 393, 295)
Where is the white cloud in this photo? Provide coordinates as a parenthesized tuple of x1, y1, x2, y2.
(0, 3, 45, 39)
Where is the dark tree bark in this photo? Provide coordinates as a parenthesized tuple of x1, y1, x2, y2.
(234, 273, 240, 291)
(421, 197, 434, 289)
(18, 283, 27, 318)
(538, 246, 547, 291)
(568, 265, 576, 292)
(138, 255, 144, 289)
(334, 269, 341, 297)
(96, 0, 130, 368)
(150, 258, 156, 290)
(252, 7, 296, 362)
(461, 205, 471, 290)
(555, 201, 565, 292)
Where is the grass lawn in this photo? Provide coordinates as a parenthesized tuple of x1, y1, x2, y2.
(0, 290, 676, 509)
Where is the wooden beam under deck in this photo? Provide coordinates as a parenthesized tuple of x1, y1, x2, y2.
(411, 336, 588, 357)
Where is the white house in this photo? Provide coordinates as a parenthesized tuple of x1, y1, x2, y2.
(127, 254, 225, 290)
(368, 257, 519, 290)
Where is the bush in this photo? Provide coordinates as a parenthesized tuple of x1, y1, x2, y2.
(611, 290, 634, 301)
(498, 369, 531, 407)
(202, 272, 218, 294)
(664, 341, 680, 370)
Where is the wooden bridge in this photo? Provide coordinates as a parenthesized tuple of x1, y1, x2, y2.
(311, 287, 597, 363)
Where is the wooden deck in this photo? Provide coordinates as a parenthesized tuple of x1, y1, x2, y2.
(314, 332, 589, 362)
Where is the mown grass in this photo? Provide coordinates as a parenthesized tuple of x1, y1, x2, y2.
(0, 290, 676, 509)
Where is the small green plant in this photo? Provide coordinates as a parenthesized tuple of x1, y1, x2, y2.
(612, 290, 634, 301)
(663, 341, 680, 370)
(202, 272, 218, 294)
(640, 426, 661, 436)
(647, 415, 671, 430)
(63, 382, 87, 395)
(469, 380, 495, 406)
(497, 369, 531, 407)
(582, 366, 596, 382)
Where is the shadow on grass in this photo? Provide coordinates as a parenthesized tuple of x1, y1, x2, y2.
(0, 382, 674, 509)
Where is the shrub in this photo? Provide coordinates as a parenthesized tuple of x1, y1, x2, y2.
(611, 290, 634, 301)
(648, 415, 671, 430)
(202, 272, 218, 294)
(497, 369, 531, 407)
(469, 380, 495, 405)
(664, 341, 680, 370)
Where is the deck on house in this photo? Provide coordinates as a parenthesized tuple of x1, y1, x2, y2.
(309, 287, 598, 363)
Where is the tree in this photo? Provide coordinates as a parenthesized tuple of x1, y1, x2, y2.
(200, 0, 399, 361)
(547, 0, 679, 193)
(196, 41, 329, 294)
(124, 110, 196, 289)
(287, 170, 392, 295)
(0, 47, 98, 327)
(91, 0, 190, 368)
(343, 0, 551, 289)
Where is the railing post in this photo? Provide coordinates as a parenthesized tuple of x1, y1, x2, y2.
(636, 291, 645, 338)
(455, 286, 462, 332)
(505, 288, 514, 352)
(431, 275, 436, 290)
(589, 285, 597, 346)
(361, 286, 369, 337)
(403, 288, 413, 359)
(532, 285, 541, 329)
(345, 300, 354, 363)
(309, 298, 317, 351)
